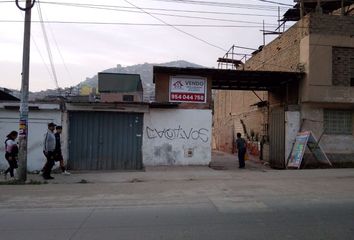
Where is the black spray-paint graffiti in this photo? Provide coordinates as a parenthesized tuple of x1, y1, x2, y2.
(146, 126, 209, 143)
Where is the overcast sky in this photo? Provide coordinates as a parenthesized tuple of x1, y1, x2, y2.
(0, 0, 294, 91)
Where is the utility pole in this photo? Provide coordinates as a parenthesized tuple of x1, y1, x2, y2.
(300, 0, 305, 19)
(16, 0, 36, 182)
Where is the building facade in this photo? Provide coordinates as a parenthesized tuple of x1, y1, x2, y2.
(214, 12, 354, 167)
(98, 72, 144, 103)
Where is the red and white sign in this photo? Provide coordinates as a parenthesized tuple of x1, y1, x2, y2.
(169, 76, 207, 103)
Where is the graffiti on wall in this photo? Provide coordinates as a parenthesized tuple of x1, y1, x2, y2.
(146, 126, 209, 143)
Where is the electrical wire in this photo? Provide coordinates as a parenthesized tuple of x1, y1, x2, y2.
(258, 0, 293, 7)
(19, 11, 54, 83)
(40, 1, 279, 18)
(38, 2, 279, 25)
(31, 34, 55, 83)
(40, 1, 74, 85)
(124, 0, 229, 52)
(0, 20, 278, 28)
(6, 0, 297, 71)
(147, 0, 289, 11)
(37, 1, 60, 89)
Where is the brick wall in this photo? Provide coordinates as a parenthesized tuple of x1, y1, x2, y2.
(213, 90, 267, 153)
(244, 18, 309, 72)
(332, 47, 354, 86)
(309, 14, 354, 36)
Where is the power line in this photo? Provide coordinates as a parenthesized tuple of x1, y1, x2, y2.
(0, 20, 278, 28)
(31, 35, 55, 83)
(258, 0, 293, 7)
(40, 1, 279, 17)
(39, 2, 279, 25)
(148, 0, 289, 11)
(124, 0, 228, 52)
(37, 1, 59, 89)
(40, 1, 74, 85)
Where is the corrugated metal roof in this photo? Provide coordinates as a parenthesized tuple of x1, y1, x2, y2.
(98, 73, 143, 93)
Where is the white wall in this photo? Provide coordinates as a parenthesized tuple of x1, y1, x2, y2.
(285, 111, 301, 161)
(0, 103, 62, 171)
(143, 109, 212, 166)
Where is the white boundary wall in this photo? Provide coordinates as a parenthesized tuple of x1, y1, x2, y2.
(285, 111, 301, 161)
(0, 102, 62, 171)
(143, 109, 212, 166)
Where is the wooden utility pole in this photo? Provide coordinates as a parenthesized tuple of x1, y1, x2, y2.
(16, 0, 35, 182)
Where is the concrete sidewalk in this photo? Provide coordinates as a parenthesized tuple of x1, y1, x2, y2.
(210, 150, 268, 171)
(0, 151, 267, 184)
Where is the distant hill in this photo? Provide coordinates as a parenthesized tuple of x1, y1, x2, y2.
(14, 60, 204, 101)
(80, 60, 203, 88)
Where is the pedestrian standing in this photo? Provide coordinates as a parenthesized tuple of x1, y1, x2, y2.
(42, 122, 56, 180)
(235, 132, 247, 169)
(4, 131, 19, 180)
(54, 126, 70, 175)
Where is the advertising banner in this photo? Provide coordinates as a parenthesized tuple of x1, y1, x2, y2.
(287, 131, 310, 168)
(169, 76, 207, 103)
(287, 131, 332, 169)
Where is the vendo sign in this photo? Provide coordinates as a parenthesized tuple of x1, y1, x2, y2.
(169, 76, 207, 103)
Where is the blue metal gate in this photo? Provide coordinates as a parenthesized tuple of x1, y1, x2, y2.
(68, 111, 143, 170)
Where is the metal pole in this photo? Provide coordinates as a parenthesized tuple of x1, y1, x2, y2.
(262, 20, 265, 46)
(300, 0, 304, 19)
(17, 0, 35, 182)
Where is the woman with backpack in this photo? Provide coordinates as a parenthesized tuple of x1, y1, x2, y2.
(4, 131, 19, 180)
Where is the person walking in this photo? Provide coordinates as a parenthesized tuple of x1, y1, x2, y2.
(54, 126, 70, 175)
(4, 131, 19, 180)
(42, 122, 56, 180)
(235, 132, 247, 169)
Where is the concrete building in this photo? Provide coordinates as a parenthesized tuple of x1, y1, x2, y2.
(98, 73, 143, 103)
(214, 8, 354, 167)
(144, 67, 213, 166)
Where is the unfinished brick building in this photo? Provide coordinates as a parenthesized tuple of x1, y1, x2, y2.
(214, 6, 354, 168)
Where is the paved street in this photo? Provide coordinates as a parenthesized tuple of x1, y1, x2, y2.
(1, 153, 354, 239)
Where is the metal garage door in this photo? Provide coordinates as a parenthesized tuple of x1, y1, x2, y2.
(269, 107, 285, 169)
(68, 111, 143, 170)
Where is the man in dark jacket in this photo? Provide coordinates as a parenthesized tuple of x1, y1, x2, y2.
(235, 133, 247, 169)
(54, 126, 70, 175)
